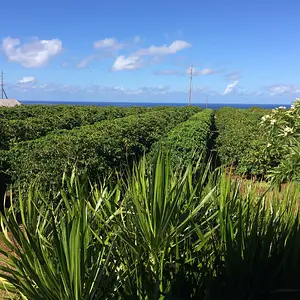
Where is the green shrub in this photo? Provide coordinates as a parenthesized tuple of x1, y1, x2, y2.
(0, 105, 169, 148)
(8, 107, 201, 188)
(0, 104, 50, 120)
(259, 100, 300, 182)
(149, 109, 214, 168)
(215, 107, 266, 175)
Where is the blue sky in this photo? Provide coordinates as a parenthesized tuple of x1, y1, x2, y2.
(1, 0, 300, 104)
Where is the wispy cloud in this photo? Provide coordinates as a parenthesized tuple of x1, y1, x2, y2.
(224, 71, 241, 81)
(93, 38, 124, 51)
(112, 55, 142, 71)
(224, 80, 239, 95)
(195, 68, 215, 76)
(112, 40, 191, 71)
(154, 69, 180, 75)
(77, 55, 96, 68)
(268, 84, 300, 96)
(78, 37, 139, 69)
(187, 67, 216, 76)
(155, 66, 216, 76)
(11, 82, 170, 96)
(2, 37, 62, 68)
(18, 76, 35, 84)
(136, 40, 191, 56)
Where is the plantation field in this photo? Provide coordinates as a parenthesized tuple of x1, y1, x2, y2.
(0, 102, 300, 299)
(2, 103, 293, 193)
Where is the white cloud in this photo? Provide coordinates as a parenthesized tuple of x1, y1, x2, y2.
(136, 40, 191, 56)
(224, 80, 239, 95)
(112, 40, 191, 71)
(18, 76, 35, 84)
(77, 55, 96, 68)
(93, 38, 124, 50)
(112, 55, 141, 71)
(2, 37, 62, 68)
(76, 37, 127, 69)
(268, 84, 300, 96)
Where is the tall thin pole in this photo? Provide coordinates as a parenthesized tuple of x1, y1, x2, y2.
(1, 71, 8, 99)
(188, 65, 193, 106)
(1, 71, 3, 99)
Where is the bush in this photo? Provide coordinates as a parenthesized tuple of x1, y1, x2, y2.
(8, 107, 201, 188)
(149, 109, 214, 167)
(259, 100, 300, 182)
(215, 107, 266, 175)
(0, 104, 158, 121)
(0, 105, 168, 149)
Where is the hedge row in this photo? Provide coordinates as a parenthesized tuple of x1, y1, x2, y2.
(149, 109, 214, 167)
(7, 106, 201, 187)
(215, 107, 266, 175)
(0, 105, 149, 120)
(0, 105, 56, 120)
(0, 106, 169, 149)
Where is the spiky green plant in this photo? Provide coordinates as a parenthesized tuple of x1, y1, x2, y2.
(1, 153, 300, 299)
(0, 172, 118, 299)
(112, 152, 216, 299)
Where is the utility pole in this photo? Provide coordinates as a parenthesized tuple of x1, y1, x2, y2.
(1, 71, 8, 99)
(1, 71, 3, 99)
(188, 65, 193, 106)
(206, 95, 208, 109)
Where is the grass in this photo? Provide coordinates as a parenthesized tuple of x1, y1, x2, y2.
(0, 153, 300, 299)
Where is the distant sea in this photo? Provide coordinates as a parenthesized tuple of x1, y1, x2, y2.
(20, 101, 288, 110)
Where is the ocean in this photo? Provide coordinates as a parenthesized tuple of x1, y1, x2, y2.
(20, 101, 288, 110)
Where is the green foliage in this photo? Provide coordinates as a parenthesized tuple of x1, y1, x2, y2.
(259, 100, 300, 182)
(0, 171, 118, 299)
(0, 104, 163, 121)
(0, 104, 51, 120)
(2, 154, 300, 299)
(215, 107, 267, 175)
(149, 109, 214, 168)
(0, 105, 168, 149)
(8, 107, 201, 189)
(0, 119, 9, 150)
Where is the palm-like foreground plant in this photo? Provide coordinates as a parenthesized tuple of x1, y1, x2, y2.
(1, 153, 300, 299)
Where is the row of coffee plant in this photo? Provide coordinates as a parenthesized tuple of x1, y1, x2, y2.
(215, 101, 299, 182)
(5, 106, 201, 190)
(0, 104, 168, 120)
(215, 107, 267, 176)
(149, 109, 214, 167)
(0, 105, 168, 149)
